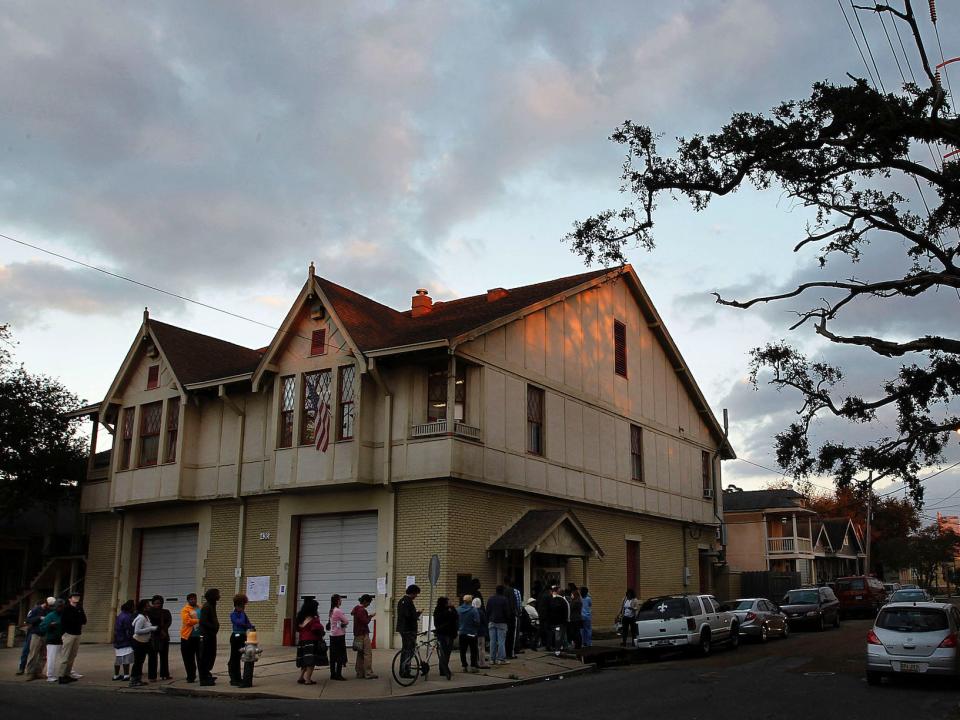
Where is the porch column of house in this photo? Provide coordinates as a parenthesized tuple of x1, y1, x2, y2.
(763, 515, 770, 569)
(87, 418, 99, 475)
(446, 354, 457, 428)
(522, 553, 532, 603)
(792, 515, 798, 545)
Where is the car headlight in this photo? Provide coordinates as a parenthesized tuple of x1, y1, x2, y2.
(806, 611, 819, 617)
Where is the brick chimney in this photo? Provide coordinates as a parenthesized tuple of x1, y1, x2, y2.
(486, 287, 509, 303)
(411, 288, 433, 317)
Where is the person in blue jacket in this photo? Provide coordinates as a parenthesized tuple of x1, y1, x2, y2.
(457, 595, 480, 673)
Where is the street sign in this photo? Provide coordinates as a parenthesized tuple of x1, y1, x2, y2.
(429, 554, 440, 586)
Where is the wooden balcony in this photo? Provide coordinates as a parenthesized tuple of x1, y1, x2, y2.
(768, 536, 813, 555)
(410, 419, 481, 441)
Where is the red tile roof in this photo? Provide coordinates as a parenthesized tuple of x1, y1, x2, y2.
(148, 319, 264, 385)
(317, 266, 618, 352)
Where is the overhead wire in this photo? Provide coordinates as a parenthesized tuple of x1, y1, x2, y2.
(0, 231, 350, 354)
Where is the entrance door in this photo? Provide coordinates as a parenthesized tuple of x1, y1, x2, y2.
(698, 551, 711, 593)
(297, 513, 377, 645)
(138, 525, 199, 641)
(626, 541, 639, 592)
(535, 566, 565, 590)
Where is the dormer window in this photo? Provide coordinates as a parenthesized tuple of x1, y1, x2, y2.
(310, 329, 327, 356)
(147, 364, 160, 389)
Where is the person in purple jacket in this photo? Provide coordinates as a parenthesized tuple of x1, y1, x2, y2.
(113, 600, 135, 680)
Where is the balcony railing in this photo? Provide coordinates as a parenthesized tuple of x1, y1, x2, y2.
(410, 419, 481, 441)
(767, 536, 813, 555)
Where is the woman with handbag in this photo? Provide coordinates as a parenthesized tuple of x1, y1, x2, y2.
(619, 589, 639, 647)
(295, 598, 325, 685)
(350, 594, 377, 679)
(130, 599, 157, 687)
(328, 594, 349, 681)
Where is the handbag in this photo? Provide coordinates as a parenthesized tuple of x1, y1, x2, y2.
(352, 636, 364, 652)
(316, 637, 329, 666)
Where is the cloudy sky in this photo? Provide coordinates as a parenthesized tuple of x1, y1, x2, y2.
(2, 0, 958, 511)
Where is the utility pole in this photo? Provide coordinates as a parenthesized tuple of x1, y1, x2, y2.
(865, 487, 872, 576)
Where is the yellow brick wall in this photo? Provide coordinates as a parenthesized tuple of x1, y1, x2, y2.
(83, 513, 120, 642)
(203, 502, 240, 595)
(392, 482, 451, 606)
(241, 497, 281, 630)
(393, 480, 717, 631)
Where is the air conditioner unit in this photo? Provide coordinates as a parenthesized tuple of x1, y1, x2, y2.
(703, 488, 714, 499)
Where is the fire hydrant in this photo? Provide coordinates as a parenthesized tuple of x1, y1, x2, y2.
(240, 629, 262, 687)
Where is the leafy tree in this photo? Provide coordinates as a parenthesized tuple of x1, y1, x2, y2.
(0, 324, 87, 516)
(567, 1, 959, 502)
(896, 523, 960, 589)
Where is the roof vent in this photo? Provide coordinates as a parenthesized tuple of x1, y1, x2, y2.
(411, 288, 433, 317)
(487, 287, 509, 303)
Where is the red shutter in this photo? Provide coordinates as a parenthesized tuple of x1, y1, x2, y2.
(147, 364, 160, 389)
(310, 329, 326, 356)
(614, 321, 627, 377)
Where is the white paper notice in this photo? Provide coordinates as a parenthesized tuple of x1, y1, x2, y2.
(246, 575, 270, 602)
(376, 576, 387, 595)
(405, 575, 416, 589)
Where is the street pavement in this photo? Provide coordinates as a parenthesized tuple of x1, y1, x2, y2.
(3, 619, 960, 719)
(0, 636, 588, 700)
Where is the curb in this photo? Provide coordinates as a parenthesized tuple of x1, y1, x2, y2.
(158, 663, 597, 701)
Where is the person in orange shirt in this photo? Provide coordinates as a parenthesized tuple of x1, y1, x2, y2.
(179, 593, 201, 683)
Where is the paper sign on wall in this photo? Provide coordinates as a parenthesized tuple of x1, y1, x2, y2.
(376, 577, 387, 595)
(405, 575, 416, 589)
(246, 575, 270, 602)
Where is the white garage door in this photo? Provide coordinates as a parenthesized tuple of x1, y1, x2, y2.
(298, 513, 378, 644)
(139, 525, 199, 641)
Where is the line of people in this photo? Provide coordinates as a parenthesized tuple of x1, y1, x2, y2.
(532, 582, 593, 653)
(17, 592, 86, 684)
(294, 593, 378, 682)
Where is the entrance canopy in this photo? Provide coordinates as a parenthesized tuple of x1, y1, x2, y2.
(489, 509, 604, 559)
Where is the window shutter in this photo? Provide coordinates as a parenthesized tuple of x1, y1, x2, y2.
(147, 364, 160, 389)
(614, 321, 627, 377)
(310, 329, 327, 356)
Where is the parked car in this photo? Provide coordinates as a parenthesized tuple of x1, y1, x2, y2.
(883, 582, 901, 595)
(723, 598, 789, 642)
(900, 584, 920, 590)
(633, 594, 739, 656)
(836, 575, 887, 617)
(886, 588, 933, 605)
(866, 602, 960, 684)
(780, 587, 841, 631)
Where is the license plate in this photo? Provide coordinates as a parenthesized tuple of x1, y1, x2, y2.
(655, 639, 673, 646)
(855, 595, 863, 600)
(901, 663, 921, 673)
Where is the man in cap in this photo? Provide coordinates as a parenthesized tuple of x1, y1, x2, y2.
(57, 591, 86, 682)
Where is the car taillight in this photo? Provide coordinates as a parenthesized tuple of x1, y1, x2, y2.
(939, 633, 958, 648)
(687, 618, 696, 631)
(745, 611, 756, 622)
(867, 630, 883, 645)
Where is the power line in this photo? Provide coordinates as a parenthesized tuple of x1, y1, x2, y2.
(0, 231, 349, 353)
(839, 0, 880, 88)
(852, 0, 887, 92)
(877, 460, 960, 498)
(732, 457, 835, 494)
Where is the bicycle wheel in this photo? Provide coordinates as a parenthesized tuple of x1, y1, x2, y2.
(391, 648, 420, 687)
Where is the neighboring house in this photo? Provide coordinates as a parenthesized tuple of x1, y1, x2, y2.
(812, 518, 865, 581)
(723, 488, 818, 585)
(75, 264, 734, 645)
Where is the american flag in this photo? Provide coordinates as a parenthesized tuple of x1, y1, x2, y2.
(315, 400, 330, 453)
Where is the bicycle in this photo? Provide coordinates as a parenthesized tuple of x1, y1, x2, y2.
(391, 631, 439, 687)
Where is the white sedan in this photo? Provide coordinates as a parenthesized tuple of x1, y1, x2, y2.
(866, 602, 960, 684)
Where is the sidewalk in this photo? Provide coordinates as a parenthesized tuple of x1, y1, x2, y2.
(0, 640, 593, 700)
